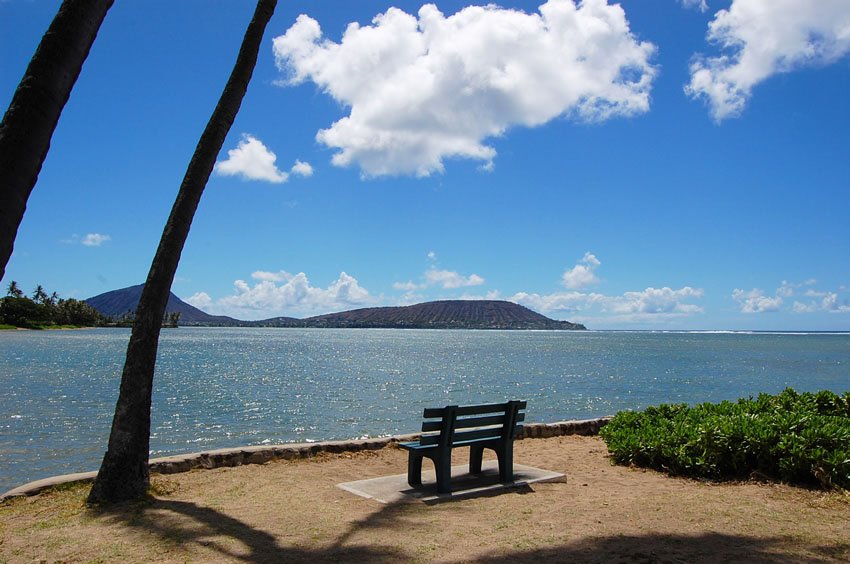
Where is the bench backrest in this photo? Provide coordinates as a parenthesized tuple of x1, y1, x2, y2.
(418, 400, 526, 448)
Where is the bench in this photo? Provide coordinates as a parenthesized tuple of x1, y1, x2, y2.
(399, 400, 526, 493)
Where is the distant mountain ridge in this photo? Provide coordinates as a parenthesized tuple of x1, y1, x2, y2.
(85, 285, 586, 330)
(85, 284, 239, 325)
(299, 300, 585, 330)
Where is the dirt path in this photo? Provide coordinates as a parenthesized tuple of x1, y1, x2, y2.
(2, 435, 848, 562)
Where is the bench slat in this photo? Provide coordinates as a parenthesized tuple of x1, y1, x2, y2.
(455, 401, 525, 416)
(419, 430, 486, 446)
(452, 427, 507, 442)
(418, 424, 523, 446)
(423, 401, 525, 418)
(421, 412, 525, 432)
(455, 412, 525, 428)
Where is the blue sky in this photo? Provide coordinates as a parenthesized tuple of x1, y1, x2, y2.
(1, 0, 848, 330)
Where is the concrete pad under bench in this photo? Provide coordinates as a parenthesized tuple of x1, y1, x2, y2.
(337, 460, 565, 504)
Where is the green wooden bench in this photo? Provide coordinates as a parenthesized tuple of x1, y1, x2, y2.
(399, 400, 526, 493)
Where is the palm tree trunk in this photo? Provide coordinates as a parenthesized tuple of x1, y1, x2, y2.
(87, 0, 277, 504)
(0, 0, 114, 280)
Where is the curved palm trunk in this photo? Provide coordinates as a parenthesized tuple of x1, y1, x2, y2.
(0, 0, 114, 280)
(87, 0, 277, 504)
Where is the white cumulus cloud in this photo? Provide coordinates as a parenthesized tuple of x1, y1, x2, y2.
(511, 290, 606, 315)
(393, 281, 421, 292)
(393, 253, 485, 294)
(273, 0, 657, 177)
(185, 291, 213, 310)
(680, 0, 708, 12)
(186, 270, 374, 319)
(291, 160, 314, 177)
(732, 288, 783, 313)
(821, 292, 850, 313)
(734, 279, 850, 315)
(686, 0, 850, 121)
(562, 252, 601, 289)
(82, 233, 111, 247)
(424, 269, 485, 289)
(215, 134, 289, 183)
(793, 289, 850, 314)
(511, 284, 703, 324)
(610, 287, 704, 315)
(777, 278, 817, 298)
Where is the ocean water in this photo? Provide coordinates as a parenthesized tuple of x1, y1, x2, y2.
(1, 327, 849, 492)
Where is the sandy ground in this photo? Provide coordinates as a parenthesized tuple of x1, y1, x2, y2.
(1, 435, 849, 563)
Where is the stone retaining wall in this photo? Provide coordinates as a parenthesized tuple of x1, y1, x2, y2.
(1, 417, 610, 500)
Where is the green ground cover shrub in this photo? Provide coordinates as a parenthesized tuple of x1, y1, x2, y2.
(599, 388, 850, 490)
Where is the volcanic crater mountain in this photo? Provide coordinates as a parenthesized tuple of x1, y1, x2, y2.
(86, 285, 586, 330)
(298, 300, 585, 330)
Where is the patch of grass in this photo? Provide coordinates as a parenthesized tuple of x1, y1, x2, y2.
(48, 481, 92, 494)
(148, 477, 180, 497)
(5, 483, 92, 531)
(0, 323, 17, 330)
(600, 388, 850, 490)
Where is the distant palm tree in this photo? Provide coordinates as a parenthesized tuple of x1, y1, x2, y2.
(0, 0, 114, 280)
(6, 280, 23, 298)
(32, 285, 49, 304)
(87, 0, 278, 504)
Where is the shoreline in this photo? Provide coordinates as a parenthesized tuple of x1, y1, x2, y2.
(0, 417, 609, 501)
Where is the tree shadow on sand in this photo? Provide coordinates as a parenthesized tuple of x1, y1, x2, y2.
(92, 491, 849, 563)
(92, 497, 405, 563)
(335, 486, 848, 563)
(473, 532, 850, 563)
(328, 487, 848, 563)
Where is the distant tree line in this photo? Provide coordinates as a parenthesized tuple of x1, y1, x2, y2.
(0, 281, 182, 329)
(1, 280, 107, 328)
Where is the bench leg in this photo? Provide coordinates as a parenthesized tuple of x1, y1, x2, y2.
(407, 452, 423, 487)
(469, 444, 484, 474)
(496, 443, 514, 484)
(435, 454, 452, 494)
